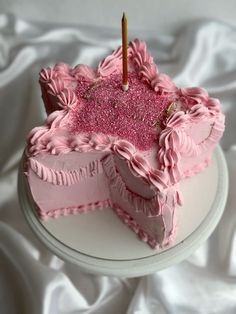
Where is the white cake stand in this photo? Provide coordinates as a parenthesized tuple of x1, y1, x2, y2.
(18, 145, 228, 277)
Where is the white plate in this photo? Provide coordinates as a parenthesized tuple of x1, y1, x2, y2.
(18, 145, 228, 277)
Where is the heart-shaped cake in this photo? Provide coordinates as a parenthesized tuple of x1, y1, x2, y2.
(24, 39, 225, 249)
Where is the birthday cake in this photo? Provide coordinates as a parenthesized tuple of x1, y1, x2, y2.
(24, 39, 225, 249)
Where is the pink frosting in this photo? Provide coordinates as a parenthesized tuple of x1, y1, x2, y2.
(178, 86, 209, 109)
(129, 39, 154, 70)
(39, 199, 112, 220)
(113, 141, 136, 160)
(57, 89, 78, 109)
(71, 64, 96, 81)
(28, 76, 225, 189)
(27, 83, 224, 191)
(48, 77, 65, 96)
(102, 154, 178, 217)
(113, 140, 169, 192)
(157, 103, 224, 185)
(114, 206, 175, 249)
(39, 39, 178, 116)
(151, 73, 177, 94)
(29, 158, 103, 186)
(40, 68, 54, 82)
(25, 38, 225, 250)
(128, 39, 177, 94)
(97, 45, 123, 77)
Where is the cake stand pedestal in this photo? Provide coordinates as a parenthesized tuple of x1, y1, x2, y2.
(18, 145, 228, 277)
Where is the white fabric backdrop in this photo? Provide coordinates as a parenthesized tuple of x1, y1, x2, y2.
(1, 0, 236, 34)
(0, 13, 236, 314)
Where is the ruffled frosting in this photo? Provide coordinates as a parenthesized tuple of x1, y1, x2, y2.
(129, 39, 177, 94)
(71, 64, 96, 80)
(112, 140, 168, 191)
(29, 158, 102, 186)
(97, 45, 123, 77)
(102, 154, 181, 217)
(178, 86, 209, 109)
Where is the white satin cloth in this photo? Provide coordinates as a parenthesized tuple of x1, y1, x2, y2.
(0, 14, 236, 314)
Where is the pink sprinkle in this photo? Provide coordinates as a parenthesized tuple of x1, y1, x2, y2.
(68, 73, 173, 150)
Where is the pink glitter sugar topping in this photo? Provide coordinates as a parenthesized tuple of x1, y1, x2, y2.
(68, 73, 173, 150)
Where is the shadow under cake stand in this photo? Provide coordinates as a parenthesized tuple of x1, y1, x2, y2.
(18, 145, 228, 277)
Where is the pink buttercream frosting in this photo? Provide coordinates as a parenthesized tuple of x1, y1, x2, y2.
(25, 39, 225, 250)
(29, 158, 103, 186)
(39, 199, 112, 220)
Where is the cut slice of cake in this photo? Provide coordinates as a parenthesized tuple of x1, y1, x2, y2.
(24, 39, 225, 249)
